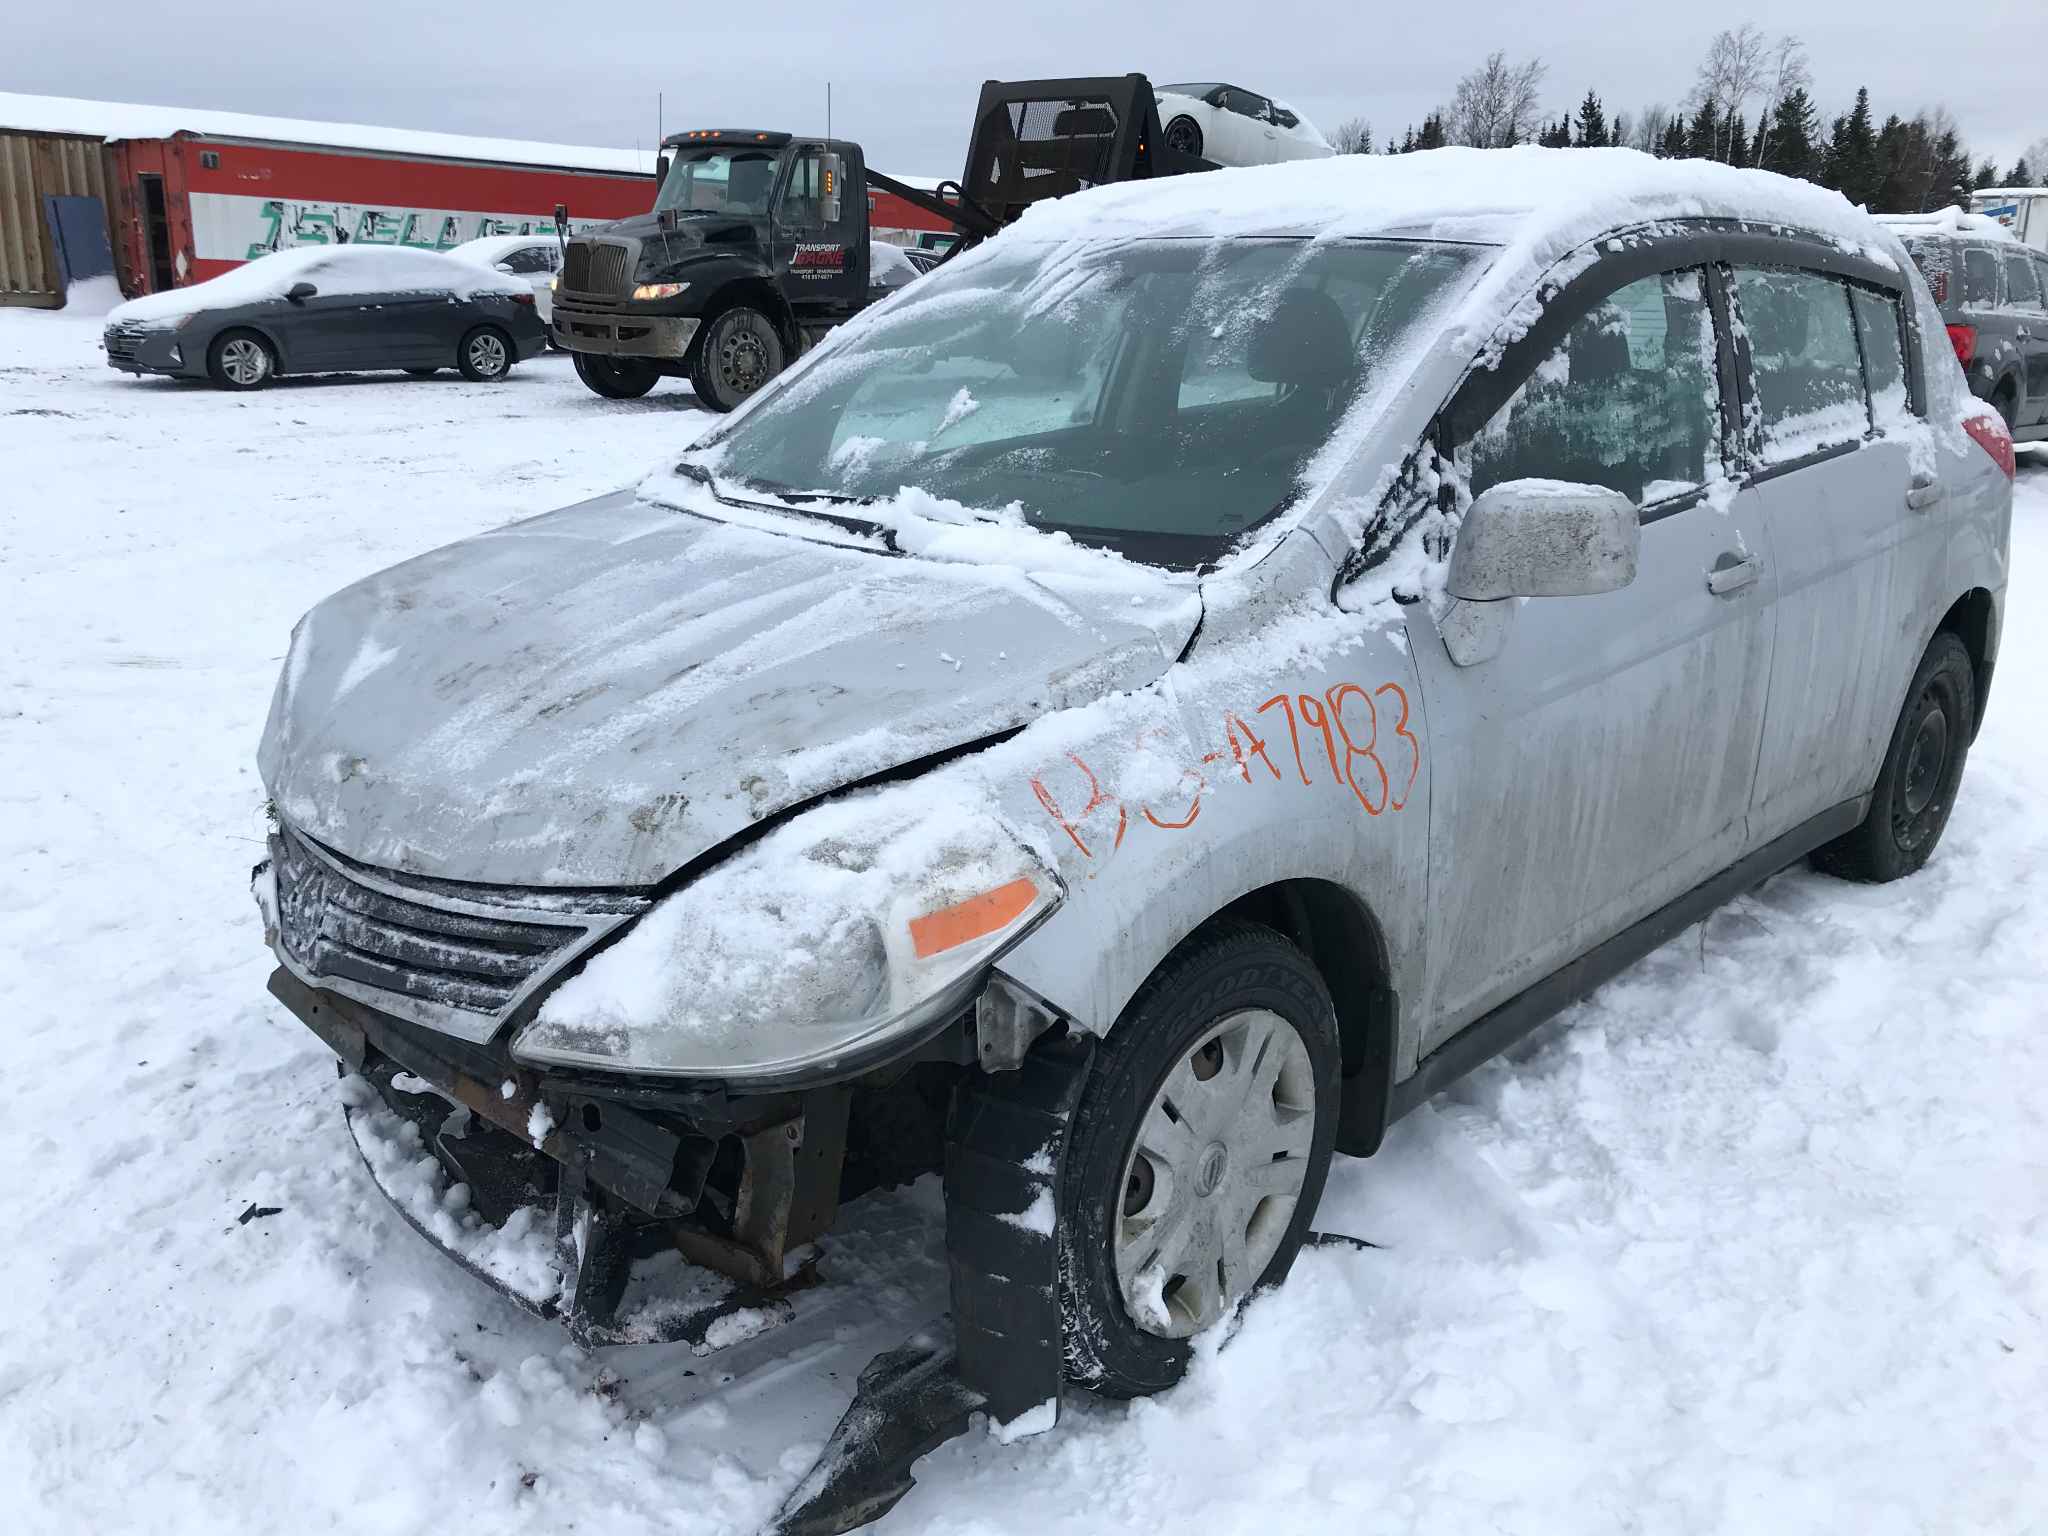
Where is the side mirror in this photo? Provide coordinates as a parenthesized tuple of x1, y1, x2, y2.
(820, 151, 844, 226)
(493, 261, 516, 274)
(285, 281, 317, 302)
(1446, 480, 1639, 601)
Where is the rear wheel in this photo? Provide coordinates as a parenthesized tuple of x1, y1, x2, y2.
(572, 351, 660, 399)
(691, 305, 785, 413)
(457, 325, 513, 382)
(207, 329, 276, 390)
(1164, 115, 1204, 159)
(1813, 631, 1975, 883)
(1057, 920, 1339, 1398)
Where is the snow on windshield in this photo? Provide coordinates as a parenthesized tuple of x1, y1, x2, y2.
(664, 236, 1484, 569)
(107, 246, 526, 326)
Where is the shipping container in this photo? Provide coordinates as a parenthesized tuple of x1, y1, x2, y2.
(0, 125, 116, 306)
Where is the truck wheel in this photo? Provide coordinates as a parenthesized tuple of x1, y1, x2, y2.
(208, 329, 276, 390)
(457, 325, 513, 382)
(1057, 919, 1340, 1398)
(1164, 116, 1204, 159)
(1813, 631, 1975, 883)
(692, 305, 785, 412)
(573, 352, 660, 400)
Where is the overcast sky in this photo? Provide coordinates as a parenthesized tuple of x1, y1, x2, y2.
(7, 1, 2043, 176)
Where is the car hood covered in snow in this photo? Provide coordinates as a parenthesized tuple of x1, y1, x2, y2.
(258, 490, 1200, 888)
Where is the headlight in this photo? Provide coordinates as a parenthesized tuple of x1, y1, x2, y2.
(631, 281, 689, 301)
(513, 802, 1059, 1084)
(548, 275, 558, 291)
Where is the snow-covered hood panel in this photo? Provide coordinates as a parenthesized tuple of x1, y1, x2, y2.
(259, 492, 1199, 887)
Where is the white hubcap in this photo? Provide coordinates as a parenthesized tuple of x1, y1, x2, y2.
(1113, 1009, 1315, 1338)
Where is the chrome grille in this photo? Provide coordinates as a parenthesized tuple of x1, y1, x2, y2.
(562, 239, 632, 298)
(270, 825, 649, 1029)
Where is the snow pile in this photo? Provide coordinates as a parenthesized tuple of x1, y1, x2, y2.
(341, 1076, 563, 1307)
(108, 245, 527, 326)
(1874, 207, 2022, 243)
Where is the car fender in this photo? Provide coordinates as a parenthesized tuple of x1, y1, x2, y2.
(990, 613, 1431, 1078)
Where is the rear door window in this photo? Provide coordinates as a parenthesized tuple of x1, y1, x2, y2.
(1465, 267, 1724, 508)
(1849, 285, 1912, 429)
(2004, 252, 2042, 309)
(1961, 247, 2000, 306)
(1730, 267, 1867, 465)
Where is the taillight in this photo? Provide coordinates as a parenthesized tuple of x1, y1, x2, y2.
(1947, 323, 1977, 366)
(1964, 411, 2015, 481)
(510, 291, 536, 307)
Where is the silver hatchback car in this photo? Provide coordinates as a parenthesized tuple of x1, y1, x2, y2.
(252, 150, 2013, 1478)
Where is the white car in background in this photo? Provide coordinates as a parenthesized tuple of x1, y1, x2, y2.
(447, 234, 562, 325)
(1153, 82, 1334, 167)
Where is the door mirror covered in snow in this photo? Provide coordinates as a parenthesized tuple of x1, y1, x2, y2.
(1447, 479, 1641, 601)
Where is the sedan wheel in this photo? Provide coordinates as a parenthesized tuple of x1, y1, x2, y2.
(1057, 919, 1340, 1397)
(1164, 116, 1204, 159)
(1114, 1009, 1316, 1337)
(208, 330, 276, 390)
(458, 326, 513, 382)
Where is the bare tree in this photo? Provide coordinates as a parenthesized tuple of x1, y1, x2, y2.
(1626, 104, 1668, 154)
(2020, 136, 2048, 183)
(1329, 116, 1376, 155)
(1443, 51, 1549, 149)
(1689, 25, 1809, 165)
(1748, 33, 1812, 167)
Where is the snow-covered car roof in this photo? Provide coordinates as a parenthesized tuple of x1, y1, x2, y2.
(446, 233, 559, 265)
(108, 245, 529, 327)
(1875, 208, 2022, 244)
(0, 90, 657, 176)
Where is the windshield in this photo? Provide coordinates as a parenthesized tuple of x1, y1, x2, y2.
(654, 147, 783, 216)
(693, 236, 1483, 566)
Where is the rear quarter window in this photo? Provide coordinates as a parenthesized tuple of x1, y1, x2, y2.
(1960, 246, 2001, 307)
(2003, 252, 2042, 307)
(1849, 286, 1913, 429)
(1732, 267, 1868, 465)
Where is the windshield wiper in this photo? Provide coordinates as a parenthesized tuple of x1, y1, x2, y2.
(672, 460, 900, 552)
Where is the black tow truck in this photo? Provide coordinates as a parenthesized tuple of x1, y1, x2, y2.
(550, 74, 1209, 410)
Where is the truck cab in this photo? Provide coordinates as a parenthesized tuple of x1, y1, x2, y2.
(552, 130, 872, 410)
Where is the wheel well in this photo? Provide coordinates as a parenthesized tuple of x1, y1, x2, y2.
(700, 278, 798, 356)
(1218, 879, 1398, 1157)
(1936, 587, 1997, 740)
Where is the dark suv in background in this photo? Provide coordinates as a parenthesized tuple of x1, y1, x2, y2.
(1880, 211, 2048, 441)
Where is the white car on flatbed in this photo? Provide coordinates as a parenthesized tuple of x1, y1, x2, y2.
(1153, 81, 1334, 166)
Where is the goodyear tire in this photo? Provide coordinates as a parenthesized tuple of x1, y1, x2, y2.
(1058, 919, 1339, 1398)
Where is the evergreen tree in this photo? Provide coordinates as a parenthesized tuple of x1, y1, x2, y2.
(1686, 99, 1720, 160)
(1973, 158, 1998, 189)
(2014, 157, 2036, 186)
(1574, 90, 1608, 148)
(1760, 87, 1819, 180)
(1724, 109, 1750, 167)
(1659, 114, 1688, 159)
(1415, 113, 1448, 151)
(1822, 88, 1879, 205)
(1539, 116, 1572, 148)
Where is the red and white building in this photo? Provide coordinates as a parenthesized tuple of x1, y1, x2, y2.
(0, 93, 954, 306)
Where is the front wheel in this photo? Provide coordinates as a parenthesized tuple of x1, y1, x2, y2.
(1058, 920, 1339, 1398)
(1813, 631, 1975, 883)
(572, 351, 660, 399)
(691, 305, 785, 413)
(457, 325, 514, 382)
(1164, 116, 1204, 159)
(207, 329, 276, 390)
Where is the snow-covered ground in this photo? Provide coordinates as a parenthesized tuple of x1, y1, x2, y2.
(3, 304, 2044, 1535)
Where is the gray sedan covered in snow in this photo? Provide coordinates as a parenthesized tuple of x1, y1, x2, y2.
(250, 148, 2010, 1524)
(103, 245, 547, 389)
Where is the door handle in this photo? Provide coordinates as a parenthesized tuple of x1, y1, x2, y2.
(1906, 473, 1942, 511)
(1707, 553, 1762, 595)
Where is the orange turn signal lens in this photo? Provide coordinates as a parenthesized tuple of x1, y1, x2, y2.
(909, 878, 1039, 959)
